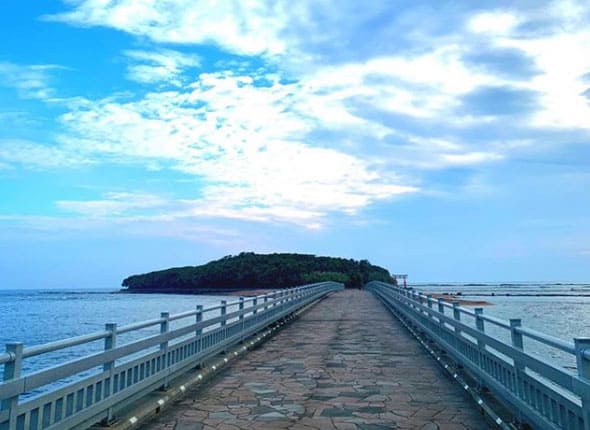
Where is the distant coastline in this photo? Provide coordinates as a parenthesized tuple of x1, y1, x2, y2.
(120, 287, 274, 296)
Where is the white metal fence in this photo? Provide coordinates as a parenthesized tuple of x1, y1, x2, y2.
(366, 281, 590, 430)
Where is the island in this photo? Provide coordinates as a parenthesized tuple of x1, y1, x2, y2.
(121, 252, 392, 293)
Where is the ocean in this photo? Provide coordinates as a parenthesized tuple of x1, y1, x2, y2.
(1, 283, 589, 397)
(0, 288, 235, 396)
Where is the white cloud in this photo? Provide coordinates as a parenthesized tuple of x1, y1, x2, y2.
(500, 32, 590, 130)
(46, 0, 288, 56)
(468, 11, 520, 35)
(465, 3, 590, 130)
(301, 47, 507, 123)
(0, 139, 90, 169)
(57, 192, 168, 217)
(125, 49, 200, 86)
(54, 71, 419, 227)
(441, 151, 503, 166)
(0, 62, 63, 100)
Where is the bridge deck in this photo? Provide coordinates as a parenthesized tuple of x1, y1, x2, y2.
(142, 289, 489, 430)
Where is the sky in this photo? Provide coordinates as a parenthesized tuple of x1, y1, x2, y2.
(1, 1, 589, 288)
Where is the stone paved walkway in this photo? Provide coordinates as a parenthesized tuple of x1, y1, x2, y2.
(142, 290, 490, 429)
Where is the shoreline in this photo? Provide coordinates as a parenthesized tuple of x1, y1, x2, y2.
(119, 287, 276, 296)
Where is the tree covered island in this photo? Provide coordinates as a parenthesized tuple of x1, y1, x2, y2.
(122, 252, 392, 292)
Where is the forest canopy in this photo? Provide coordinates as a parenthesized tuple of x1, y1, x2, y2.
(122, 252, 392, 291)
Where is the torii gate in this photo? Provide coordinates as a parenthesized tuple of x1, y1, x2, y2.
(392, 274, 408, 288)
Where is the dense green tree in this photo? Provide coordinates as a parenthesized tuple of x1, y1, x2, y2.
(122, 252, 392, 292)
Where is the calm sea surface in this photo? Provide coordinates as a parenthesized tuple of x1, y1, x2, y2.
(0, 288, 236, 397)
(1, 283, 589, 397)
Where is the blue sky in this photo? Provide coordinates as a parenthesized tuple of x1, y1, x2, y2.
(1, 1, 589, 288)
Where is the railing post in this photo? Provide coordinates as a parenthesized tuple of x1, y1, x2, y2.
(574, 338, 590, 430)
(238, 297, 245, 342)
(103, 323, 117, 423)
(160, 312, 169, 389)
(473, 308, 486, 389)
(196, 305, 203, 337)
(2, 342, 23, 430)
(474, 308, 485, 342)
(452, 302, 461, 335)
(437, 298, 445, 334)
(220, 300, 227, 327)
(423, 294, 433, 323)
(195, 305, 203, 355)
(510, 319, 525, 401)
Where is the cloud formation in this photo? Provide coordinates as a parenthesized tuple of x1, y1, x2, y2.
(46, 0, 289, 55)
(55, 70, 418, 227)
(6, 0, 589, 231)
(125, 49, 201, 86)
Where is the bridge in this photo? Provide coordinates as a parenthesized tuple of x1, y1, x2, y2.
(1, 282, 589, 430)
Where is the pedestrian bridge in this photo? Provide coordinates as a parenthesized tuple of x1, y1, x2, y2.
(1, 282, 589, 430)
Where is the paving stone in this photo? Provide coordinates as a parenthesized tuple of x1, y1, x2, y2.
(207, 411, 234, 420)
(140, 290, 490, 430)
(320, 407, 356, 417)
(175, 420, 204, 430)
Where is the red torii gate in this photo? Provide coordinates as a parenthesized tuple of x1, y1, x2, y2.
(392, 274, 408, 288)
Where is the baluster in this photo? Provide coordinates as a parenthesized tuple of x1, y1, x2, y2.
(195, 305, 203, 360)
(2, 342, 23, 430)
(574, 338, 590, 430)
(426, 295, 433, 320)
(160, 312, 169, 389)
(452, 302, 461, 335)
(238, 297, 245, 342)
(103, 323, 117, 422)
(510, 319, 525, 401)
(220, 300, 227, 328)
(238, 297, 244, 322)
(196, 305, 203, 338)
(474, 309, 486, 389)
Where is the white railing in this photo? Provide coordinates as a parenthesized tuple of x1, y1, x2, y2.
(366, 281, 590, 430)
(0, 282, 342, 430)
